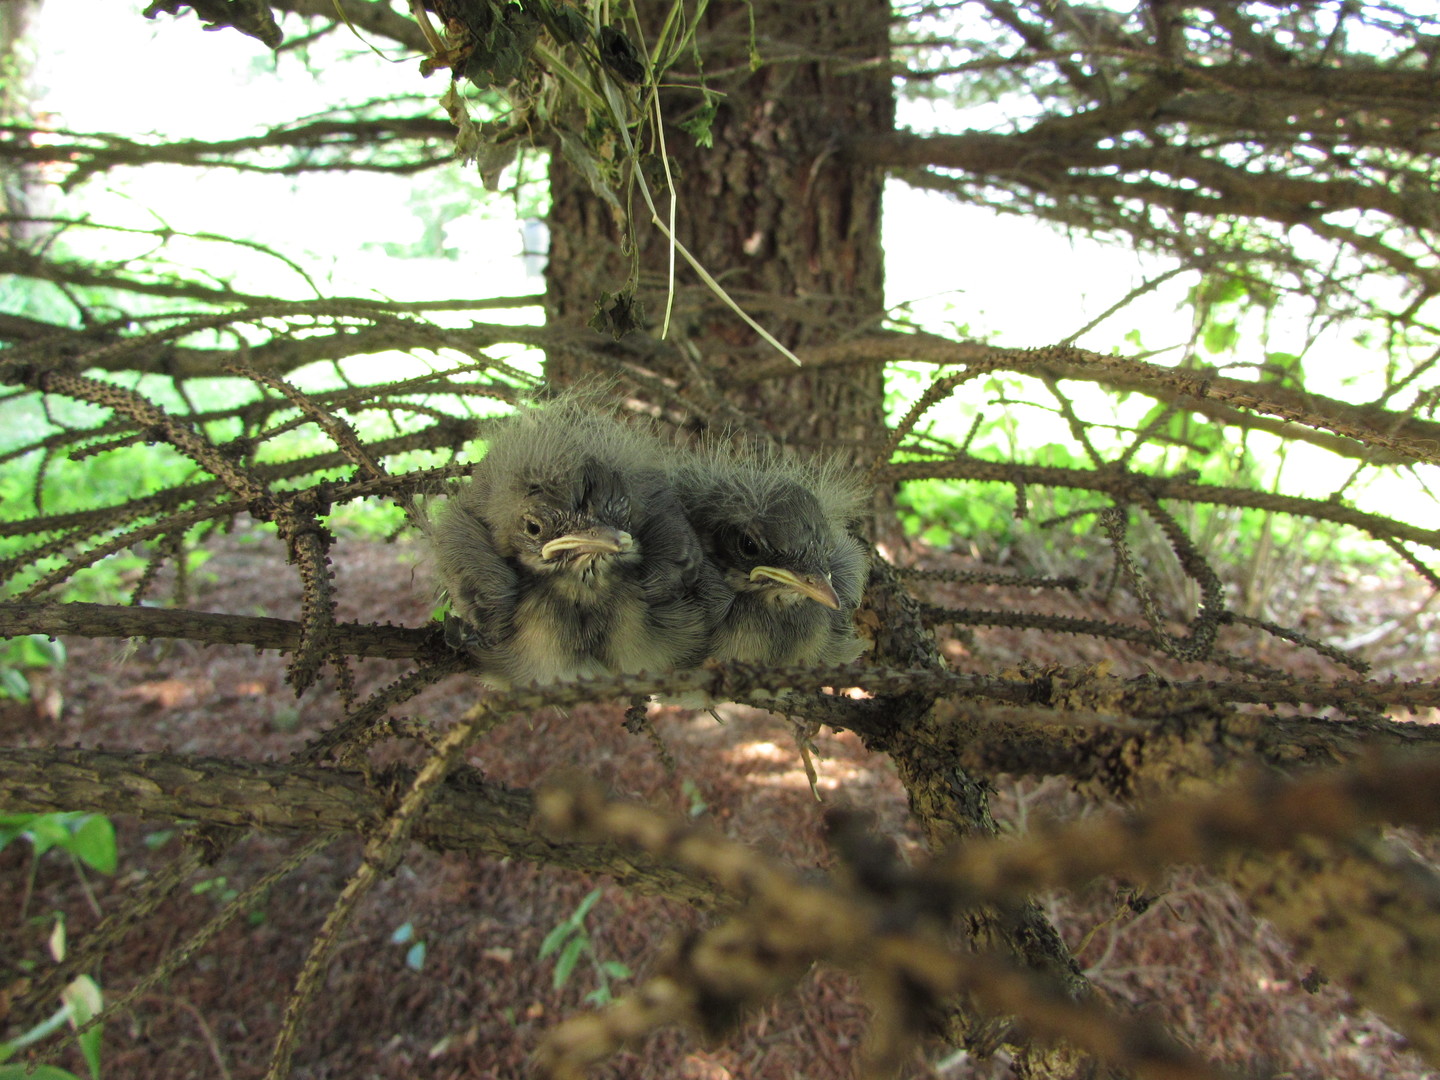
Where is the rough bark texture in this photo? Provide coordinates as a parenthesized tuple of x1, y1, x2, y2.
(544, 0, 892, 466)
(0, 746, 715, 903)
(0, 0, 49, 242)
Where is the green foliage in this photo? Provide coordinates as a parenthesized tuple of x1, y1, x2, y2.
(60, 978, 102, 1080)
(884, 339, 1404, 581)
(329, 499, 412, 541)
(0, 357, 501, 601)
(0, 814, 111, 1076)
(539, 887, 632, 1006)
(0, 635, 65, 702)
(886, 364, 1109, 554)
(190, 875, 239, 905)
(678, 91, 719, 148)
(898, 479, 999, 549)
(0, 974, 104, 1080)
(190, 870, 273, 924)
(680, 777, 708, 818)
(0, 814, 117, 876)
(390, 920, 428, 971)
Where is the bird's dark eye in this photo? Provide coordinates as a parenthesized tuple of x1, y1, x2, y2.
(738, 533, 761, 558)
(523, 517, 542, 538)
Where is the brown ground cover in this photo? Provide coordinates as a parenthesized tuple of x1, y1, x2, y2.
(2, 521, 1436, 1079)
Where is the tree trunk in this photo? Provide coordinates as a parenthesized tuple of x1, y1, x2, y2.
(544, 0, 892, 469)
(1, 0, 49, 243)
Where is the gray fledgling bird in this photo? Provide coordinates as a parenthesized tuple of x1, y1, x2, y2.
(426, 402, 728, 688)
(671, 449, 870, 669)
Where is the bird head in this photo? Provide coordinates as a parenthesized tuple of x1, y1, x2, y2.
(710, 481, 844, 609)
(488, 456, 639, 576)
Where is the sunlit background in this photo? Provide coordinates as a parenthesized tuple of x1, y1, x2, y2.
(13, 0, 1430, 536)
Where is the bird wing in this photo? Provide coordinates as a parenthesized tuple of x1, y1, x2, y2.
(427, 489, 520, 651)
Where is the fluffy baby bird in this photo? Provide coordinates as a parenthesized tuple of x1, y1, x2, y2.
(671, 448, 870, 669)
(427, 402, 727, 688)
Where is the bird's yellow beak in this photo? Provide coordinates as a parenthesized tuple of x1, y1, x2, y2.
(749, 566, 840, 609)
(541, 527, 634, 561)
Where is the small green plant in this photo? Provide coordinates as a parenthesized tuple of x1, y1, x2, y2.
(390, 920, 428, 971)
(680, 778, 708, 818)
(190, 875, 239, 905)
(538, 888, 632, 1006)
(0, 636, 66, 703)
(0, 915, 104, 1080)
(0, 814, 117, 877)
(0, 810, 114, 1077)
(190, 873, 269, 926)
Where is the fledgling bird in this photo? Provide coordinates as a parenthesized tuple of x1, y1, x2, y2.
(425, 402, 728, 688)
(671, 448, 870, 670)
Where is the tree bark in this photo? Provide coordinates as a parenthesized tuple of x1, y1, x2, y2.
(544, 0, 893, 468)
(0, 746, 716, 903)
(0, 0, 49, 242)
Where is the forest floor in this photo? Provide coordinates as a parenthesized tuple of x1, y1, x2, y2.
(2, 518, 1438, 1080)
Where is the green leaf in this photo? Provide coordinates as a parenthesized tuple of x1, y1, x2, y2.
(69, 817, 116, 875)
(0, 668, 31, 701)
(598, 960, 631, 980)
(405, 942, 427, 971)
(556, 130, 621, 210)
(191, 876, 227, 895)
(0, 1066, 82, 1079)
(552, 935, 586, 989)
(0, 999, 71, 1061)
(12, 636, 64, 669)
(390, 921, 415, 945)
(582, 984, 613, 1006)
(24, 816, 74, 858)
(61, 976, 102, 1080)
(538, 921, 573, 960)
(1201, 317, 1239, 355)
(921, 524, 952, 547)
(681, 778, 707, 818)
(678, 98, 717, 149)
(571, 887, 604, 924)
(76, 1018, 103, 1080)
(1262, 350, 1302, 385)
